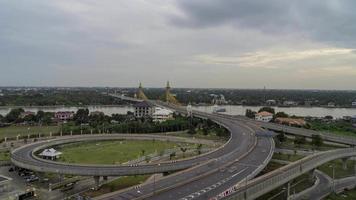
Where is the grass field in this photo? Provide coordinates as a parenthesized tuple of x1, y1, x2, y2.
(0, 151, 10, 161)
(276, 137, 342, 151)
(326, 189, 356, 200)
(272, 153, 304, 162)
(0, 125, 60, 139)
(318, 159, 356, 179)
(57, 140, 197, 165)
(82, 175, 150, 197)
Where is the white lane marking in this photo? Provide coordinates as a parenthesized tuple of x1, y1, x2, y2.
(179, 167, 248, 200)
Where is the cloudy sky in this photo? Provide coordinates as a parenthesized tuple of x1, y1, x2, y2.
(1, 0, 356, 89)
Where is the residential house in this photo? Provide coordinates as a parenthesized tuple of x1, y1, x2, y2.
(255, 111, 273, 122)
(152, 107, 174, 122)
(54, 111, 74, 121)
(275, 118, 307, 127)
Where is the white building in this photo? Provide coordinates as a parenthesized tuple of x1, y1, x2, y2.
(352, 101, 356, 107)
(152, 107, 174, 122)
(255, 111, 273, 122)
(39, 148, 62, 160)
(134, 101, 155, 118)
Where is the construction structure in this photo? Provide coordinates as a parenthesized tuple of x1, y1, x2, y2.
(135, 82, 148, 100)
(164, 81, 180, 105)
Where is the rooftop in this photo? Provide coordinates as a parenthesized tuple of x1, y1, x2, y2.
(134, 101, 154, 108)
(256, 111, 273, 117)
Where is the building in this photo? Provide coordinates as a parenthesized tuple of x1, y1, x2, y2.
(327, 102, 336, 107)
(283, 101, 298, 107)
(39, 148, 62, 160)
(134, 101, 155, 118)
(266, 100, 277, 106)
(255, 111, 273, 122)
(352, 116, 356, 123)
(54, 111, 74, 121)
(152, 107, 174, 122)
(20, 111, 35, 118)
(352, 101, 356, 107)
(275, 118, 306, 127)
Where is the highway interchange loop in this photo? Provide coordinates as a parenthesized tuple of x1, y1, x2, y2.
(11, 102, 274, 200)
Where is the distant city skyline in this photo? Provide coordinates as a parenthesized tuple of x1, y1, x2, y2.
(1, 1, 356, 89)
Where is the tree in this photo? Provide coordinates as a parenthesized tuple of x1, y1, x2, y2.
(169, 152, 176, 160)
(180, 147, 187, 158)
(74, 109, 89, 125)
(275, 112, 289, 118)
(276, 132, 286, 143)
(311, 134, 323, 147)
(196, 144, 203, 155)
(258, 107, 275, 114)
(294, 136, 306, 147)
(245, 109, 256, 119)
(202, 126, 209, 136)
(188, 127, 196, 135)
(23, 114, 36, 123)
(5, 108, 24, 123)
(36, 111, 45, 122)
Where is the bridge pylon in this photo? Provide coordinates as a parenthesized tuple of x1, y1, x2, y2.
(136, 82, 148, 100)
(164, 81, 180, 105)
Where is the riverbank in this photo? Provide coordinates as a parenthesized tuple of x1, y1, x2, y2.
(1, 105, 355, 118)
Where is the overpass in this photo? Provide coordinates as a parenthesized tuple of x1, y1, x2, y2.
(10, 103, 274, 200)
(95, 102, 274, 200)
(219, 147, 356, 200)
(221, 115, 356, 146)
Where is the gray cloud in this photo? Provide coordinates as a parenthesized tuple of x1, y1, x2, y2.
(0, 0, 355, 89)
(172, 0, 356, 47)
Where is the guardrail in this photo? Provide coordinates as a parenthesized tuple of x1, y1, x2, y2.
(222, 147, 356, 200)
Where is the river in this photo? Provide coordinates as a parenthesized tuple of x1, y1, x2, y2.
(0, 105, 355, 118)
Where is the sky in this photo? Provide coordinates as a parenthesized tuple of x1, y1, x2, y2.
(0, 0, 356, 89)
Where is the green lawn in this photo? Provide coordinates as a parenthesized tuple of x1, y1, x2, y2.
(276, 137, 341, 151)
(82, 175, 150, 197)
(57, 140, 196, 165)
(0, 151, 10, 161)
(326, 189, 356, 200)
(257, 161, 285, 176)
(309, 121, 356, 137)
(272, 153, 304, 162)
(0, 125, 60, 139)
(318, 159, 356, 179)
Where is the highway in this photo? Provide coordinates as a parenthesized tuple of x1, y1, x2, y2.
(96, 102, 274, 200)
(222, 147, 356, 200)
(11, 102, 274, 200)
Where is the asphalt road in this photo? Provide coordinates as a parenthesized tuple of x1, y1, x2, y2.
(10, 132, 230, 176)
(98, 118, 274, 200)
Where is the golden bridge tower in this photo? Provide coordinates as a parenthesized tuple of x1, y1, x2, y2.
(164, 81, 180, 105)
(136, 82, 148, 100)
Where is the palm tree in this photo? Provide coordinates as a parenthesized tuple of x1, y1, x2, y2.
(196, 144, 203, 155)
(180, 147, 187, 158)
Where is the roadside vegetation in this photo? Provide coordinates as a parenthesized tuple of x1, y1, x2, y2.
(0, 150, 10, 161)
(326, 189, 356, 200)
(318, 159, 356, 179)
(308, 120, 356, 137)
(81, 175, 150, 198)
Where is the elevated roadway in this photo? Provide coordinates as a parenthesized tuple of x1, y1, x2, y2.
(220, 114, 356, 146)
(97, 102, 274, 200)
(11, 134, 225, 176)
(11, 101, 274, 200)
(220, 147, 356, 200)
